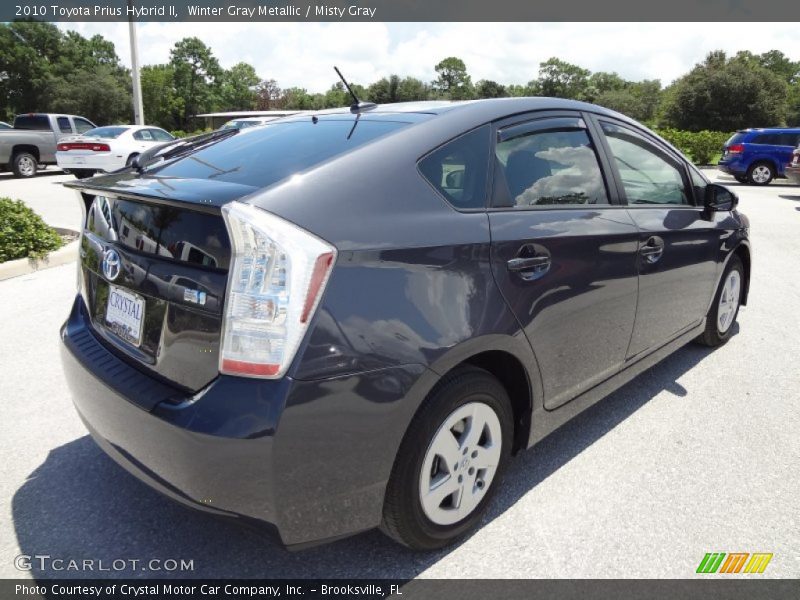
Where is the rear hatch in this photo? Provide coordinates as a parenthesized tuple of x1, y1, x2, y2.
(71, 179, 253, 392)
(721, 131, 748, 160)
(66, 115, 416, 392)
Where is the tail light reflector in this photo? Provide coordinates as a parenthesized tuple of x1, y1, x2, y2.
(726, 144, 744, 154)
(57, 142, 110, 151)
(220, 202, 336, 379)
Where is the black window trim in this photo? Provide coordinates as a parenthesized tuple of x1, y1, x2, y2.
(487, 110, 619, 211)
(588, 114, 701, 210)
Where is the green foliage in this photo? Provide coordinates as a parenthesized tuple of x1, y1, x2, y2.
(433, 57, 473, 100)
(655, 129, 731, 164)
(219, 62, 259, 110)
(169, 37, 222, 129)
(0, 198, 62, 262)
(0, 21, 130, 124)
(661, 51, 788, 131)
(475, 80, 507, 98)
(140, 64, 182, 131)
(49, 65, 132, 125)
(169, 128, 212, 138)
(534, 58, 590, 100)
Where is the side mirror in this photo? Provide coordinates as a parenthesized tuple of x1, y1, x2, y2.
(704, 183, 738, 212)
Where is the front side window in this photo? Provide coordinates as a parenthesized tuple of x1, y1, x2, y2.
(601, 121, 689, 206)
(418, 126, 491, 209)
(494, 126, 608, 207)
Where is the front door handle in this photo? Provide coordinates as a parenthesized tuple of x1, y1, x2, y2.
(640, 236, 665, 264)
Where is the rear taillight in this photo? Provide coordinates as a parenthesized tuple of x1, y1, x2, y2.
(727, 144, 744, 154)
(220, 202, 336, 379)
(57, 142, 110, 151)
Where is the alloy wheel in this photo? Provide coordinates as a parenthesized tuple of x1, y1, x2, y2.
(751, 165, 772, 184)
(717, 270, 741, 333)
(419, 401, 502, 526)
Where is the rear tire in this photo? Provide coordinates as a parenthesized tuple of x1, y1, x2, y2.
(746, 162, 774, 185)
(12, 152, 37, 178)
(696, 255, 744, 347)
(381, 366, 513, 550)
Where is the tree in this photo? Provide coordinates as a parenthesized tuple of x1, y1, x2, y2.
(140, 64, 182, 130)
(475, 80, 507, 98)
(169, 37, 222, 128)
(535, 58, 590, 100)
(255, 78, 283, 110)
(396, 77, 430, 101)
(0, 21, 64, 118)
(49, 65, 131, 125)
(219, 62, 259, 110)
(662, 51, 788, 131)
(367, 75, 400, 103)
(433, 57, 473, 100)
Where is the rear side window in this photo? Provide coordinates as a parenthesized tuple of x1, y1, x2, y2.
(419, 126, 491, 209)
(57, 117, 72, 133)
(134, 129, 154, 141)
(13, 115, 50, 130)
(494, 126, 608, 207)
(84, 126, 128, 139)
(725, 132, 747, 146)
(149, 119, 410, 188)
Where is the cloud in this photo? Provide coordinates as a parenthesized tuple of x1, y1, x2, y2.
(58, 22, 800, 92)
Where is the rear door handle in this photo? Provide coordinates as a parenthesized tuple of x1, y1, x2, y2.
(640, 236, 665, 264)
(507, 245, 551, 281)
(507, 256, 550, 271)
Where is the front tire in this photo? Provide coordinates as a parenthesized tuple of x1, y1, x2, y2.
(747, 162, 774, 185)
(12, 152, 37, 178)
(696, 255, 744, 347)
(381, 367, 513, 550)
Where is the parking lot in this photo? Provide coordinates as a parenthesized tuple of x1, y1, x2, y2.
(0, 170, 798, 579)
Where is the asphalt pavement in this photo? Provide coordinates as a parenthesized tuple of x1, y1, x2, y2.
(0, 171, 797, 579)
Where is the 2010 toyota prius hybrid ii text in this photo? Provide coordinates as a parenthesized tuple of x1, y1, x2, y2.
(60, 98, 751, 551)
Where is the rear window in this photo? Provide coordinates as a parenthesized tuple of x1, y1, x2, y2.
(148, 118, 410, 188)
(13, 115, 50, 130)
(84, 127, 128, 139)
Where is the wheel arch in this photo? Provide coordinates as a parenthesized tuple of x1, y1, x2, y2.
(733, 241, 751, 305)
(417, 335, 542, 455)
(12, 144, 40, 162)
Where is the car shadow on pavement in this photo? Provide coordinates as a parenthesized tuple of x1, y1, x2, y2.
(12, 337, 727, 580)
(0, 170, 64, 180)
(779, 194, 800, 201)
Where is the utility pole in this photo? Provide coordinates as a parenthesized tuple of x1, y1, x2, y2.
(128, 0, 145, 124)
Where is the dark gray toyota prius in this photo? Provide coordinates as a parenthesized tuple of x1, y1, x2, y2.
(61, 98, 751, 550)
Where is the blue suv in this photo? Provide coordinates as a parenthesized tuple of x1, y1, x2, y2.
(718, 127, 800, 185)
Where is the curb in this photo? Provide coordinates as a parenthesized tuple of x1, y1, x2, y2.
(0, 228, 79, 281)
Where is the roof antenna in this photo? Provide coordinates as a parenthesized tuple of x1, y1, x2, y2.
(334, 66, 377, 114)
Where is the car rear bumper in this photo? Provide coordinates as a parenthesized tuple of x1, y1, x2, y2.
(784, 164, 800, 185)
(60, 295, 426, 548)
(56, 153, 124, 173)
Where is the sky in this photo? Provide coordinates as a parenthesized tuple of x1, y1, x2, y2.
(58, 22, 800, 92)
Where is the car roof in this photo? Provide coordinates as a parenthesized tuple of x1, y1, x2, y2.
(284, 97, 632, 124)
(738, 127, 800, 133)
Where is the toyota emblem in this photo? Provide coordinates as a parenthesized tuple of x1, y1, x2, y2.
(102, 248, 121, 281)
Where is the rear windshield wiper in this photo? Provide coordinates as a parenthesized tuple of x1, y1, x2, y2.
(132, 128, 239, 173)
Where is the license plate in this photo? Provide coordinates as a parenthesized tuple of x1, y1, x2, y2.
(73, 157, 85, 164)
(793, 156, 799, 165)
(105, 285, 145, 347)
